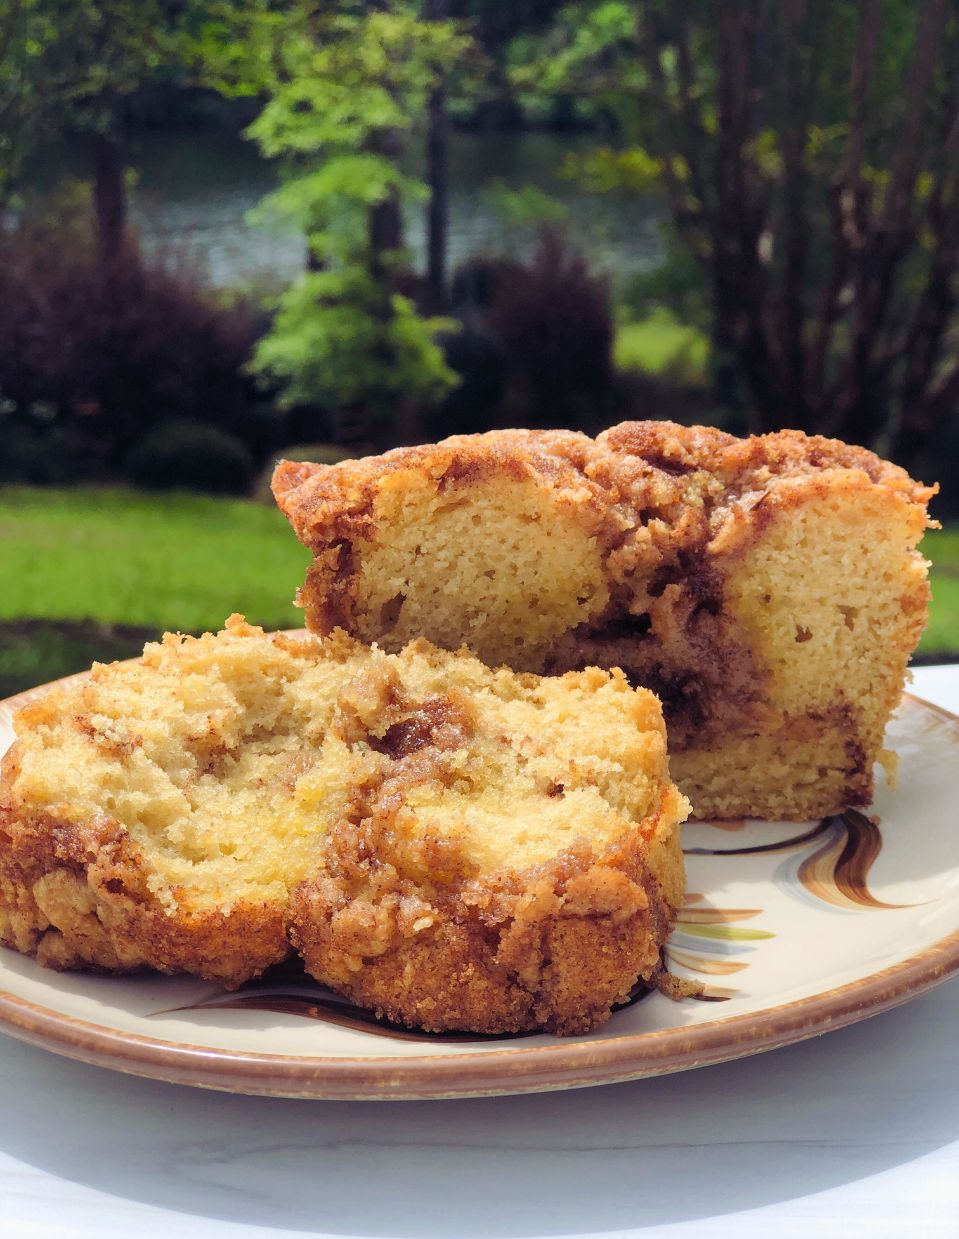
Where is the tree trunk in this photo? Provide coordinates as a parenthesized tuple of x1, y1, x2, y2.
(92, 127, 126, 268)
(366, 126, 408, 433)
(367, 0, 405, 275)
(709, 269, 743, 417)
(424, 0, 449, 312)
(368, 128, 404, 283)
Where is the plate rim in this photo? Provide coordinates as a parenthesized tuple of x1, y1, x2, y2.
(1, 922, 957, 1099)
(1, 684, 958, 1100)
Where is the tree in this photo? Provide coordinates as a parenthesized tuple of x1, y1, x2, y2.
(505, 0, 642, 131)
(71, 1, 185, 265)
(512, 1, 959, 468)
(0, 1, 73, 211)
(1, 1, 194, 264)
(423, 0, 449, 312)
(201, 1, 472, 436)
(632, 0, 959, 460)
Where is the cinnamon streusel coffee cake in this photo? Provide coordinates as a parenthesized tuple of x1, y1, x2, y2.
(0, 617, 687, 1034)
(274, 422, 936, 820)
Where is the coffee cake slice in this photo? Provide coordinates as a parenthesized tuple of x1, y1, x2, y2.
(0, 617, 687, 1034)
(273, 422, 936, 820)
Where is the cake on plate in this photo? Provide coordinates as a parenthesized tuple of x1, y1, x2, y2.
(0, 616, 687, 1034)
(273, 421, 936, 820)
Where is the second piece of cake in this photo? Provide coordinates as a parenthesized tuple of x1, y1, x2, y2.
(0, 617, 687, 1034)
(273, 421, 936, 821)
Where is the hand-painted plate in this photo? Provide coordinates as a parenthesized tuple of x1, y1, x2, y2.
(0, 678, 957, 1100)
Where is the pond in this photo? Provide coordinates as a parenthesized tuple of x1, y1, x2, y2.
(31, 128, 668, 291)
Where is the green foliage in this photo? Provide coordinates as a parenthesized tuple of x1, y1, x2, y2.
(198, 0, 471, 416)
(57, 1, 179, 120)
(0, 1, 67, 198)
(613, 310, 709, 386)
(198, 2, 471, 108)
(561, 145, 680, 194)
(0, 0, 193, 204)
(620, 231, 711, 333)
(245, 8, 470, 143)
(520, 0, 959, 464)
(253, 274, 456, 411)
(252, 156, 426, 263)
(505, 0, 643, 128)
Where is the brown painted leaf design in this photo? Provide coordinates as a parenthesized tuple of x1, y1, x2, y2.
(684, 818, 833, 857)
(798, 810, 909, 910)
(159, 990, 540, 1043)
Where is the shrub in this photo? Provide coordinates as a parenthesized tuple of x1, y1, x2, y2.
(285, 403, 333, 447)
(619, 235, 711, 334)
(484, 229, 614, 427)
(428, 326, 510, 438)
(913, 417, 959, 519)
(0, 201, 262, 476)
(0, 421, 107, 485)
(449, 256, 524, 314)
(610, 369, 720, 428)
(229, 401, 292, 465)
(125, 420, 255, 495)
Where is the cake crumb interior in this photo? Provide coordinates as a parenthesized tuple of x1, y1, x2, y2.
(10, 620, 674, 917)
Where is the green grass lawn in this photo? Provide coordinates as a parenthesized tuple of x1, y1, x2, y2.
(0, 487, 310, 694)
(922, 526, 959, 655)
(0, 486, 956, 696)
(0, 487, 309, 632)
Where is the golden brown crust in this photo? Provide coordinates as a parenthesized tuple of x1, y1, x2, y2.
(595, 420, 930, 503)
(0, 787, 290, 988)
(290, 760, 684, 1034)
(272, 429, 600, 542)
(273, 421, 933, 557)
(0, 620, 688, 1032)
(291, 865, 672, 1035)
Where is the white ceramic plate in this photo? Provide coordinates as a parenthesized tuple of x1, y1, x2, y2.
(1, 682, 957, 1099)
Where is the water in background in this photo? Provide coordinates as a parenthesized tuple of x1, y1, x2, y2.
(31, 128, 667, 290)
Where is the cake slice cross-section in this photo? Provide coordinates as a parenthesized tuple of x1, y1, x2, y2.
(273, 421, 936, 820)
(0, 617, 688, 1034)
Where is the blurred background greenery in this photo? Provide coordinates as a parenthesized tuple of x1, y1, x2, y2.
(0, 0, 956, 693)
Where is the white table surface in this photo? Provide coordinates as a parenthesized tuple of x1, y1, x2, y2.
(2, 665, 958, 1239)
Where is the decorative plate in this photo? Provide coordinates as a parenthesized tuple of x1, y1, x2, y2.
(0, 676, 958, 1100)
